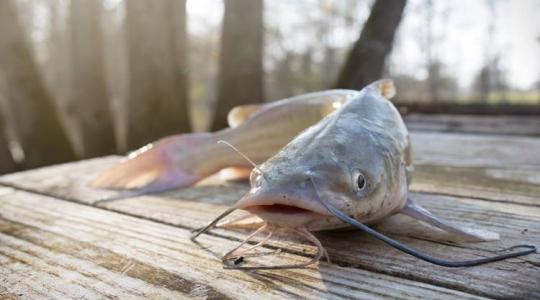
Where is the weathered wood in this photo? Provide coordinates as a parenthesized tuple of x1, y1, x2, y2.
(0, 228, 190, 299)
(2, 132, 538, 206)
(412, 164, 540, 206)
(0, 155, 121, 204)
(404, 114, 540, 137)
(1, 130, 539, 298)
(0, 188, 484, 299)
(99, 190, 540, 299)
(410, 132, 540, 168)
(3, 155, 539, 298)
(395, 102, 540, 116)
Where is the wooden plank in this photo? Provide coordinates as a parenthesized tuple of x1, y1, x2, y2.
(100, 185, 540, 230)
(0, 235, 192, 299)
(97, 186, 540, 299)
(411, 164, 540, 207)
(99, 186, 540, 254)
(1, 132, 539, 205)
(404, 114, 540, 137)
(410, 132, 540, 168)
(395, 102, 540, 116)
(0, 188, 483, 299)
(0, 156, 121, 204)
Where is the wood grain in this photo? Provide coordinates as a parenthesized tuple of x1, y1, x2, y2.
(0, 130, 539, 299)
(1, 132, 539, 205)
(0, 188, 484, 299)
(98, 187, 540, 299)
(0, 156, 121, 204)
(410, 132, 540, 168)
(412, 164, 540, 206)
(404, 114, 540, 137)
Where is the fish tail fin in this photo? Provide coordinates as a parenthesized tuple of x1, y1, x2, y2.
(91, 133, 215, 192)
(401, 198, 500, 242)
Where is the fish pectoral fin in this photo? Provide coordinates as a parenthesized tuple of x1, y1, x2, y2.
(400, 198, 500, 242)
(227, 104, 263, 128)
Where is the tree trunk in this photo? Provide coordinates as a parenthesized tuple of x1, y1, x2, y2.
(212, 0, 264, 130)
(335, 0, 406, 89)
(275, 52, 293, 99)
(0, 116, 16, 174)
(0, 0, 76, 169)
(124, 0, 190, 149)
(69, 0, 116, 158)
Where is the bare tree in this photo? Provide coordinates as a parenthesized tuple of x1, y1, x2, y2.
(0, 0, 76, 168)
(0, 115, 16, 174)
(336, 0, 406, 89)
(69, 0, 116, 157)
(124, 0, 190, 149)
(274, 52, 293, 99)
(322, 46, 338, 88)
(424, 0, 438, 102)
(212, 0, 264, 130)
(45, 0, 70, 103)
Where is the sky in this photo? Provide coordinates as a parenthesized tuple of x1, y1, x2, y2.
(25, 0, 540, 90)
(390, 0, 540, 89)
(187, 0, 540, 90)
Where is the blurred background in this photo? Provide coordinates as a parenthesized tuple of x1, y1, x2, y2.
(0, 0, 538, 174)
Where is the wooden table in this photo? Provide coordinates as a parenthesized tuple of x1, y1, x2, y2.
(1, 131, 539, 299)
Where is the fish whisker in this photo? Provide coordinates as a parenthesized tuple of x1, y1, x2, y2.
(221, 225, 327, 270)
(217, 140, 268, 180)
(191, 207, 237, 240)
(222, 223, 272, 261)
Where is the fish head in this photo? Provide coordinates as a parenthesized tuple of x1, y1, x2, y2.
(235, 81, 409, 230)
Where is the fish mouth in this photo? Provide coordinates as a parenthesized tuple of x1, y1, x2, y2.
(249, 204, 314, 215)
(235, 194, 331, 226)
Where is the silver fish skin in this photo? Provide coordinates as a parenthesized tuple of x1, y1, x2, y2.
(92, 89, 361, 192)
(94, 78, 498, 242)
(195, 90, 364, 174)
(235, 82, 412, 231)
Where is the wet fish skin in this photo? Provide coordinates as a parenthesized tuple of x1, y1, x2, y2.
(94, 79, 498, 242)
(92, 89, 361, 193)
(233, 80, 498, 242)
(235, 81, 411, 230)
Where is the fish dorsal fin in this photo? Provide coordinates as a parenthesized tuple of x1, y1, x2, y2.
(371, 79, 396, 99)
(227, 104, 263, 128)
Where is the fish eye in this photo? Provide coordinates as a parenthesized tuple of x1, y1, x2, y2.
(352, 169, 367, 192)
(357, 173, 366, 191)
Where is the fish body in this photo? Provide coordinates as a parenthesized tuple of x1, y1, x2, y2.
(235, 82, 412, 230)
(93, 89, 361, 192)
(95, 80, 496, 242)
(188, 80, 513, 270)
